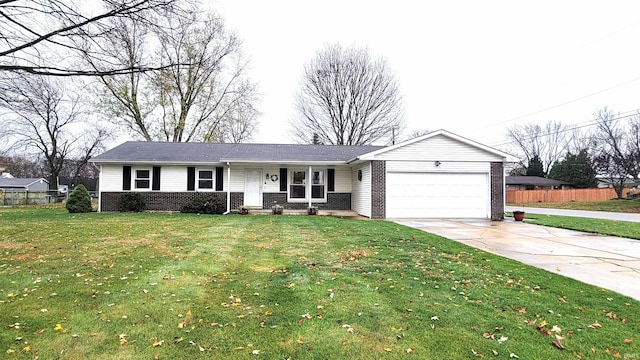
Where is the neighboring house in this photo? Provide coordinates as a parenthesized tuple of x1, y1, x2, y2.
(0, 177, 49, 192)
(91, 130, 517, 220)
(0, 177, 50, 205)
(506, 176, 572, 190)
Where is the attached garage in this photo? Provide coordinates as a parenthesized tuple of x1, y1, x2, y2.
(386, 172, 489, 218)
(352, 129, 518, 220)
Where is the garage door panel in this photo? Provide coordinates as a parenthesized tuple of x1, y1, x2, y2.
(387, 172, 488, 218)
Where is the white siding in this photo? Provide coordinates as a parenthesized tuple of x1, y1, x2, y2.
(334, 168, 352, 192)
(100, 165, 124, 192)
(374, 134, 504, 162)
(351, 163, 371, 218)
(161, 166, 186, 191)
(386, 161, 489, 173)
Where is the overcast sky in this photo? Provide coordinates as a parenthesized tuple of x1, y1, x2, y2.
(210, 1, 640, 150)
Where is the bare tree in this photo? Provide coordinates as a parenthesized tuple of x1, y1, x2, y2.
(0, 74, 108, 189)
(0, 0, 181, 76)
(292, 44, 404, 145)
(405, 128, 432, 141)
(153, 12, 259, 142)
(506, 120, 571, 176)
(590, 107, 639, 197)
(86, 17, 159, 140)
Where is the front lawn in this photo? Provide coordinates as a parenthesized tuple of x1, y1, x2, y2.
(1, 208, 639, 359)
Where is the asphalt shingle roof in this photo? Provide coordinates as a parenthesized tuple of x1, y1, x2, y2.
(506, 176, 572, 186)
(91, 142, 385, 164)
(0, 178, 47, 188)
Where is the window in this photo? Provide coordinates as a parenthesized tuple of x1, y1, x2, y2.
(290, 171, 306, 199)
(311, 171, 324, 199)
(288, 169, 326, 201)
(198, 170, 213, 189)
(135, 169, 150, 189)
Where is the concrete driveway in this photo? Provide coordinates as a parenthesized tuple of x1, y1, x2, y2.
(394, 218, 640, 301)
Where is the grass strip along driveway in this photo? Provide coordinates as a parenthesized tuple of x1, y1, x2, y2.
(1, 208, 639, 359)
(524, 214, 640, 240)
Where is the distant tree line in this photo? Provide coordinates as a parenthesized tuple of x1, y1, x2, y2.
(505, 107, 640, 198)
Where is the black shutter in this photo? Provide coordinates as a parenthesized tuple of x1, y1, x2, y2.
(279, 168, 287, 192)
(123, 166, 131, 190)
(152, 166, 161, 190)
(187, 167, 195, 191)
(327, 168, 335, 192)
(215, 167, 224, 191)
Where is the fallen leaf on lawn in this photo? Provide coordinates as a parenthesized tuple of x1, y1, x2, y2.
(384, 348, 392, 352)
(588, 321, 602, 329)
(301, 313, 311, 319)
(526, 319, 537, 326)
(538, 327, 552, 336)
(492, 349, 498, 356)
(252, 349, 260, 355)
(509, 353, 519, 358)
(624, 339, 632, 344)
(606, 311, 618, 319)
(430, 316, 439, 321)
(551, 325, 562, 333)
(482, 332, 494, 339)
(341, 339, 348, 346)
(297, 338, 304, 345)
(406, 348, 414, 353)
(22, 345, 30, 352)
(471, 349, 484, 358)
(497, 336, 508, 344)
(552, 335, 565, 349)
(517, 307, 526, 314)
(152, 339, 164, 347)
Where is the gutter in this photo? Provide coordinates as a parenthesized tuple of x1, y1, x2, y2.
(223, 162, 231, 215)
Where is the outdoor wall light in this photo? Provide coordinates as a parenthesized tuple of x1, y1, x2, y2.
(265, 173, 270, 179)
(434, 161, 441, 167)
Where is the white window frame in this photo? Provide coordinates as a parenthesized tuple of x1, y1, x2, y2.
(197, 168, 214, 191)
(287, 168, 327, 202)
(134, 168, 151, 189)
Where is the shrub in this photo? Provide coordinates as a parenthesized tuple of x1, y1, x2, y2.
(65, 184, 93, 213)
(118, 192, 146, 212)
(180, 194, 225, 214)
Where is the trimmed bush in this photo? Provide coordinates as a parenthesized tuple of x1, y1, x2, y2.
(118, 192, 146, 212)
(65, 184, 93, 213)
(180, 194, 225, 214)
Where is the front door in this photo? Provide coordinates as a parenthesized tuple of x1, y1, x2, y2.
(244, 169, 263, 207)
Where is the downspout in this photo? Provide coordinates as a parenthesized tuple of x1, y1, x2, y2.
(223, 162, 231, 214)
(97, 164, 102, 212)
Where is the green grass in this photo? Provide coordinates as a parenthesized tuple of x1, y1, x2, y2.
(519, 214, 640, 240)
(514, 199, 640, 213)
(1, 207, 639, 359)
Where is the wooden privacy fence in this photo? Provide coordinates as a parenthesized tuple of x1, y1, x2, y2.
(506, 188, 630, 204)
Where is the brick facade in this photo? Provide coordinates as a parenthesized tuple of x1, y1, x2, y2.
(263, 193, 351, 210)
(490, 162, 505, 220)
(101, 192, 228, 212)
(370, 160, 386, 219)
(101, 191, 351, 212)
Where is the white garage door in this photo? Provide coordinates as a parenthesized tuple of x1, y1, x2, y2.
(386, 172, 489, 218)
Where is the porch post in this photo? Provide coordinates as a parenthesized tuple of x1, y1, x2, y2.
(308, 165, 312, 208)
(225, 162, 231, 214)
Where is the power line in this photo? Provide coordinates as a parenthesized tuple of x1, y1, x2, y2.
(482, 75, 640, 129)
(489, 108, 640, 148)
